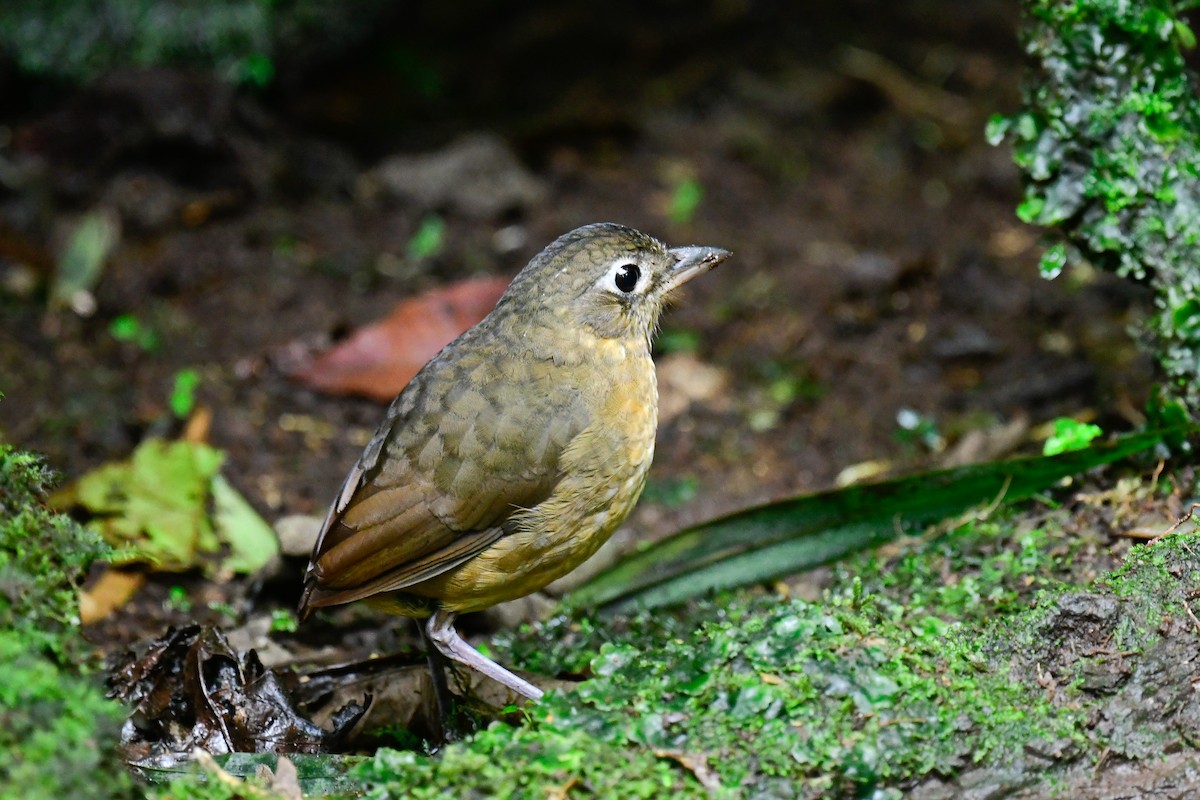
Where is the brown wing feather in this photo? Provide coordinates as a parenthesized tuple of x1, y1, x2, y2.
(297, 462, 537, 614)
(301, 526, 509, 608)
(297, 331, 593, 617)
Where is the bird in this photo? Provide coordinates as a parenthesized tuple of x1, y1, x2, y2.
(298, 222, 730, 704)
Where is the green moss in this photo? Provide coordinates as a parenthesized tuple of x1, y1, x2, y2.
(992, 0, 1200, 413)
(380, 499, 1200, 797)
(390, 512, 1098, 796)
(0, 631, 130, 800)
(360, 725, 700, 800)
(0, 446, 112, 660)
(0, 445, 133, 799)
(843, 516, 1084, 624)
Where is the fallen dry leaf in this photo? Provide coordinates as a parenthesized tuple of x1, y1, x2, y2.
(79, 567, 145, 624)
(293, 276, 508, 402)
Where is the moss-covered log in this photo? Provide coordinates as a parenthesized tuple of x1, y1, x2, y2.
(991, 0, 1200, 413)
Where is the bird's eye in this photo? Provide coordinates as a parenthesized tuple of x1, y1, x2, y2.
(613, 263, 641, 293)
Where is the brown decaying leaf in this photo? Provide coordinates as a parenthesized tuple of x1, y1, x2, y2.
(293, 276, 508, 402)
(110, 625, 364, 769)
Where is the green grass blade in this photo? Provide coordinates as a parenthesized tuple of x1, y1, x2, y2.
(572, 428, 1183, 613)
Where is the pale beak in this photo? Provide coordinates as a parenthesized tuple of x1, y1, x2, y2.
(663, 245, 732, 294)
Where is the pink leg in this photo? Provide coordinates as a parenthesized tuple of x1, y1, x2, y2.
(425, 609, 544, 702)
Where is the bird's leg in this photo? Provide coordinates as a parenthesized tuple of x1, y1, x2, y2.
(418, 618, 455, 740)
(425, 609, 544, 702)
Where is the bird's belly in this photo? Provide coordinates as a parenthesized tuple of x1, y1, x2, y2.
(423, 448, 652, 612)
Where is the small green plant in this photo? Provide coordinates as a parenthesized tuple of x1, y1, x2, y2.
(641, 475, 700, 508)
(895, 407, 945, 452)
(109, 313, 160, 352)
(1043, 418, 1103, 455)
(170, 368, 201, 419)
(654, 328, 702, 355)
(165, 585, 192, 614)
(747, 360, 822, 432)
(235, 52, 275, 88)
(406, 215, 445, 260)
(668, 178, 704, 224)
(270, 608, 298, 633)
(207, 600, 238, 622)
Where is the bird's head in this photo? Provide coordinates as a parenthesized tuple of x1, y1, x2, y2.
(496, 223, 731, 346)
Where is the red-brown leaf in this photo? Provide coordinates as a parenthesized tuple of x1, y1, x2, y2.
(295, 276, 508, 402)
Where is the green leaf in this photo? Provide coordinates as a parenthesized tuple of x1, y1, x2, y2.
(1016, 195, 1045, 224)
(1174, 19, 1197, 50)
(572, 428, 1188, 613)
(108, 314, 160, 352)
(236, 52, 275, 87)
(211, 474, 279, 574)
(65, 439, 222, 570)
(984, 114, 1011, 146)
(51, 439, 274, 576)
(1038, 242, 1068, 279)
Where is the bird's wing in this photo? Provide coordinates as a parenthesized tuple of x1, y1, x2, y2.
(298, 348, 588, 614)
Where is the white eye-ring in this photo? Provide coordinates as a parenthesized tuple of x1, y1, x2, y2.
(600, 261, 646, 295)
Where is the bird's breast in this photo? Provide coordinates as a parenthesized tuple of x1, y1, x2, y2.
(421, 345, 659, 611)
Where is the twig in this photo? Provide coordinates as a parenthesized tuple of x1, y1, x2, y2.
(1184, 597, 1200, 636)
(1149, 502, 1200, 545)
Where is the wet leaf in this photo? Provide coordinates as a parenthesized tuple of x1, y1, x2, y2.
(293, 276, 508, 402)
(112, 626, 365, 770)
(573, 427, 1191, 613)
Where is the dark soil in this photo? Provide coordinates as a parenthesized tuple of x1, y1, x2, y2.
(0, 0, 1175, 794)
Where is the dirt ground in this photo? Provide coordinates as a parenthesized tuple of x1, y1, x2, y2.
(0, 0, 1168, 787)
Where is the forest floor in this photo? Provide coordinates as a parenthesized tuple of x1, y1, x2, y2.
(4, 0, 1197, 797)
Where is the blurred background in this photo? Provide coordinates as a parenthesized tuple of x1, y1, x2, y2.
(0, 0, 1152, 625)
